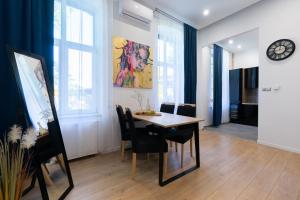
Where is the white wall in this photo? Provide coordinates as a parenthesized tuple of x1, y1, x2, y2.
(197, 0, 300, 153)
(233, 48, 259, 69)
(198, 46, 212, 126)
(110, 2, 158, 151)
(112, 5, 157, 111)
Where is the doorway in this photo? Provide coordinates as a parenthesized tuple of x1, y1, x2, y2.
(207, 29, 259, 141)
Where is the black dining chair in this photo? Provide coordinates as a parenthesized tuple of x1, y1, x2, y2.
(165, 104, 196, 168)
(125, 108, 168, 178)
(116, 105, 130, 161)
(116, 105, 151, 161)
(160, 103, 175, 114)
(146, 103, 175, 135)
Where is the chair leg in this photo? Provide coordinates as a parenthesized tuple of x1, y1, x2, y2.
(41, 164, 54, 186)
(121, 141, 126, 161)
(57, 154, 66, 173)
(190, 139, 193, 158)
(175, 143, 178, 152)
(163, 152, 168, 179)
(42, 163, 50, 174)
(147, 153, 150, 160)
(132, 153, 136, 179)
(22, 174, 37, 196)
(181, 144, 184, 168)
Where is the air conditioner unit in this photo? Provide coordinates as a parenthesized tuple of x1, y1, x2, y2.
(119, 0, 153, 24)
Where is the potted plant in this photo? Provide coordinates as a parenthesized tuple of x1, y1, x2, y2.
(0, 125, 37, 200)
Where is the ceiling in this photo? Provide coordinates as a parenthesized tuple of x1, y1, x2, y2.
(135, 0, 263, 29)
(216, 29, 258, 54)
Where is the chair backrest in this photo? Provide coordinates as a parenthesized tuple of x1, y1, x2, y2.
(116, 105, 127, 139)
(125, 108, 138, 149)
(160, 103, 175, 114)
(177, 104, 196, 117)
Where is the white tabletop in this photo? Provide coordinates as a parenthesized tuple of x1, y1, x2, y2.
(133, 112, 204, 128)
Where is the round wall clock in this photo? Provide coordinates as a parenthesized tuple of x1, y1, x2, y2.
(266, 39, 296, 61)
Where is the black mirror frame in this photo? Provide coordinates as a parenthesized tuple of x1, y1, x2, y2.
(7, 46, 74, 200)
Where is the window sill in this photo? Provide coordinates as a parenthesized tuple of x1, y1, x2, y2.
(58, 113, 102, 123)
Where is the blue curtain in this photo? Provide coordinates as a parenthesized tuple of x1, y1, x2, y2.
(213, 44, 223, 126)
(0, 0, 54, 133)
(184, 24, 197, 104)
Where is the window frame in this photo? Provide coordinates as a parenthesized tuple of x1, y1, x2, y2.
(54, 0, 97, 116)
(157, 37, 179, 105)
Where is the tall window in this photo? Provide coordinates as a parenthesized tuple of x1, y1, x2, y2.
(54, 0, 96, 115)
(52, 0, 113, 158)
(157, 14, 184, 106)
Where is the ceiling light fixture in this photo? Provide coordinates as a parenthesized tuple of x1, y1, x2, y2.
(203, 9, 210, 16)
(237, 45, 242, 49)
(228, 40, 234, 44)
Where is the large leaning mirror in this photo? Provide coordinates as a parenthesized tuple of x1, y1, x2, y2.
(8, 48, 74, 200)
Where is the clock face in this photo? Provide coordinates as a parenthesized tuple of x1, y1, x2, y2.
(266, 39, 295, 61)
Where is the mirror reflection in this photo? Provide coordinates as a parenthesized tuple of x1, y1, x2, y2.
(23, 154, 69, 200)
(9, 49, 73, 199)
(14, 52, 54, 131)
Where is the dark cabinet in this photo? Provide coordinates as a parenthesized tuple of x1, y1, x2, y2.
(229, 69, 242, 123)
(239, 104, 258, 126)
(229, 69, 243, 104)
(245, 67, 259, 89)
(229, 67, 258, 126)
(230, 104, 258, 126)
(230, 104, 240, 123)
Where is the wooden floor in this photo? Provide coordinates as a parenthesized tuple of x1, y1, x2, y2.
(206, 123, 258, 141)
(66, 131, 300, 200)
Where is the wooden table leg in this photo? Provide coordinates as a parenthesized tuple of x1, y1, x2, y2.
(181, 144, 184, 168)
(132, 153, 136, 179)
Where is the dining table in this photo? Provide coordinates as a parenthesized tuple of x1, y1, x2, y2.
(133, 112, 204, 186)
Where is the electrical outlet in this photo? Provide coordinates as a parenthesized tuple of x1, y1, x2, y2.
(262, 87, 272, 92)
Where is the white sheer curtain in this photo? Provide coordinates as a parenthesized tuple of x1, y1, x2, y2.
(97, 0, 118, 153)
(208, 47, 231, 124)
(221, 49, 231, 123)
(156, 13, 184, 107)
(54, 0, 115, 159)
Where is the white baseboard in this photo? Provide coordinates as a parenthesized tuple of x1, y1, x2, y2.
(257, 140, 300, 154)
(101, 146, 121, 154)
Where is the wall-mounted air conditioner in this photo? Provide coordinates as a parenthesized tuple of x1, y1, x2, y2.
(119, 0, 153, 25)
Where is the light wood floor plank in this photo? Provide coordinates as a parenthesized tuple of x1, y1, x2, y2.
(65, 132, 299, 200)
(237, 150, 291, 200)
(171, 142, 277, 200)
(23, 129, 300, 200)
(266, 153, 300, 200)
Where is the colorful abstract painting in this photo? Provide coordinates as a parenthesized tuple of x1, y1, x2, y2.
(113, 36, 153, 88)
